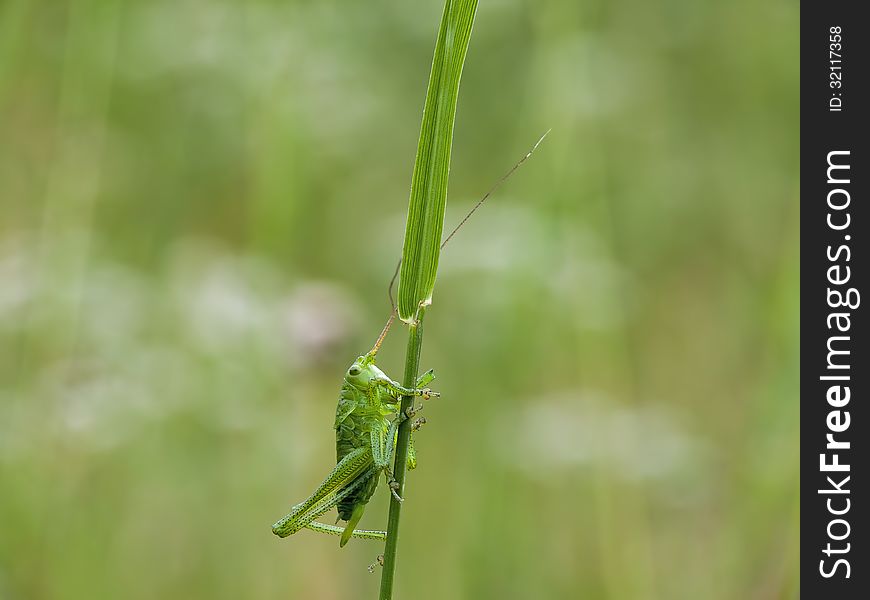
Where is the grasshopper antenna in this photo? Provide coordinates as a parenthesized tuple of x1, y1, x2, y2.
(388, 129, 551, 311)
(439, 129, 551, 250)
(369, 311, 396, 356)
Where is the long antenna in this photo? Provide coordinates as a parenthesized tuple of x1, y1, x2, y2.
(387, 129, 550, 312)
(368, 312, 396, 357)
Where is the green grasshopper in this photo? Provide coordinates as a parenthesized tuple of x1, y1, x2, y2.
(271, 131, 549, 547)
(271, 314, 436, 547)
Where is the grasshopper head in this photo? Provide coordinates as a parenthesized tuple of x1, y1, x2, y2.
(345, 315, 393, 389)
(344, 354, 383, 390)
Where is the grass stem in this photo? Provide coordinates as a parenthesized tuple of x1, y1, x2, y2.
(378, 306, 427, 600)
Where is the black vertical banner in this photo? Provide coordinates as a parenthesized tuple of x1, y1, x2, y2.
(802, 2, 869, 597)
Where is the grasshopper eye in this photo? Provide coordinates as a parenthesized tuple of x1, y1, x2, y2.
(348, 366, 361, 377)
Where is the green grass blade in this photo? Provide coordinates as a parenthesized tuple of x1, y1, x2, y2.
(397, 0, 478, 322)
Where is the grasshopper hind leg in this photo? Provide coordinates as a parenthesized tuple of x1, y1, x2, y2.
(304, 520, 386, 541)
(368, 554, 385, 574)
(271, 446, 372, 538)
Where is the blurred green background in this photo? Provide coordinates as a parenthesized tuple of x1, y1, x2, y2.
(0, 0, 798, 598)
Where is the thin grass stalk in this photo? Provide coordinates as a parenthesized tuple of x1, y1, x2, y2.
(378, 306, 426, 600)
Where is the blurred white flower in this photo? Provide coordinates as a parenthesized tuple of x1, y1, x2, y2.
(492, 391, 706, 484)
(0, 234, 37, 323)
(280, 282, 362, 369)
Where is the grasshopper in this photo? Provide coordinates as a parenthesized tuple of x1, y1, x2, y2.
(271, 314, 436, 546)
(271, 131, 549, 546)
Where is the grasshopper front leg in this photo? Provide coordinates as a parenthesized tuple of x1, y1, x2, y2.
(407, 416, 426, 471)
(373, 370, 439, 402)
(415, 369, 436, 389)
